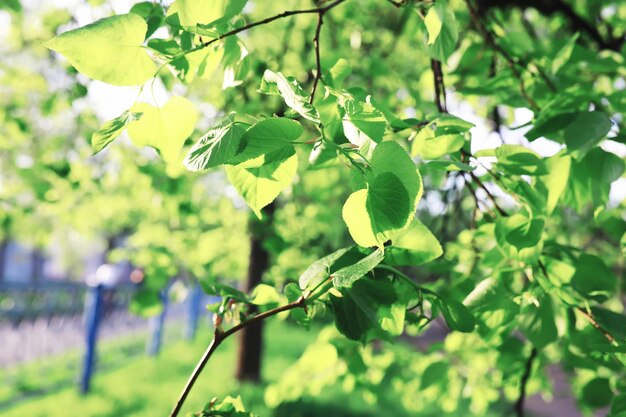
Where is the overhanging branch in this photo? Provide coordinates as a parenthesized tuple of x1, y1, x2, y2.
(168, 296, 307, 417)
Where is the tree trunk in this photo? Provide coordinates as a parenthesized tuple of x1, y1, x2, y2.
(235, 202, 276, 383)
(0, 239, 8, 282)
(30, 248, 44, 281)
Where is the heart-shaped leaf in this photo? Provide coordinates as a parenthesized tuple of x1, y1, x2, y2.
(45, 14, 156, 86)
(127, 96, 198, 162)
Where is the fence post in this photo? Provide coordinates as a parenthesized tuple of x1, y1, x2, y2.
(146, 287, 169, 356)
(185, 283, 202, 340)
(80, 284, 103, 394)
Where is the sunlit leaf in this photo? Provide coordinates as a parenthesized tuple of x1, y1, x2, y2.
(127, 96, 198, 162)
(45, 14, 156, 86)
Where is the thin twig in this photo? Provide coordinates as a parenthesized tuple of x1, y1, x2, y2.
(168, 296, 306, 417)
(464, 0, 539, 111)
(576, 307, 617, 344)
(177, 0, 347, 58)
(431, 58, 508, 218)
(310, 11, 325, 104)
(461, 150, 509, 217)
(537, 260, 617, 345)
(462, 173, 497, 219)
(551, 0, 619, 51)
(514, 347, 538, 417)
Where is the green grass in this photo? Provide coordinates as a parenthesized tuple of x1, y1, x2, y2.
(1, 319, 318, 417)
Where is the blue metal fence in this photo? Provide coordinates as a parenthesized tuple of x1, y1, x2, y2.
(0, 279, 213, 394)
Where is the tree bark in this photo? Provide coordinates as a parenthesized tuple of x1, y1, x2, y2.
(0, 239, 8, 282)
(30, 248, 44, 281)
(235, 202, 276, 383)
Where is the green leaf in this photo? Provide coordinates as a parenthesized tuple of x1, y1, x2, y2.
(424, 4, 443, 45)
(129, 2, 165, 39)
(202, 395, 257, 417)
(221, 37, 250, 89)
(250, 283, 281, 308)
(299, 246, 380, 290)
(0, 0, 21, 12)
(572, 254, 616, 302)
(384, 219, 443, 266)
(439, 298, 476, 332)
(581, 378, 613, 409)
(170, 44, 224, 83)
(258, 70, 320, 124)
(411, 114, 471, 159)
(501, 176, 547, 214)
(519, 295, 557, 349)
(609, 393, 626, 417)
(332, 248, 384, 287)
(342, 99, 387, 157)
(551, 33, 579, 74)
(526, 111, 612, 152)
(166, 0, 246, 29)
(343, 142, 423, 247)
(127, 96, 198, 162)
(299, 247, 354, 291)
(421, 362, 448, 389)
(45, 14, 156, 86)
(330, 277, 405, 342)
(464, 278, 519, 336)
(433, 114, 475, 131)
(495, 213, 545, 249)
(226, 147, 298, 218)
(91, 110, 142, 154)
(535, 152, 571, 213)
(564, 112, 613, 151)
(588, 307, 626, 342)
(130, 289, 163, 317)
(564, 147, 624, 209)
(232, 118, 303, 163)
(496, 213, 545, 249)
(328, 58, 351, 86)
(494, 145, 547, 175)
(412, 130, 465, 160)
(199, 282, 249, 303)
(423, 0, 458, 62)
(185, 122, 246, 171)
(424, 159, 475, 172)
(147, 38, 182, 57)
(284, 283, 309, 326)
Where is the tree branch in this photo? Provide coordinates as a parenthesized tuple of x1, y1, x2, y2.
(550, 0, 619, 51)
(431, 59, 447, 113)
(460, 150, 509, 217)
(430, 57, 509, 218)
(464, 0, 540, 111)
(477, 0, 623, 52)
(168, 296, 307, 417)
(183, 0, 347, 56)
(462, 172, 497, 219)
(576, 307, 617, 344)
(310, 11, 325, 104)
(514, 347, 538, 417)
